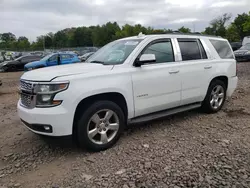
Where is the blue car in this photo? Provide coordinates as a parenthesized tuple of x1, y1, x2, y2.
(24, 52, 80, 71)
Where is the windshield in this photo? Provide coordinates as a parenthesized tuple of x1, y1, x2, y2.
(240, 44, 250, 50)
(87, 39, 143, 65)
(14, 56, 22, 61)
(39, 53, 53, 61)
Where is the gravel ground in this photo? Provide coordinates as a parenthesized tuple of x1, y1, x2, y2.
(0, 63, 250, 188)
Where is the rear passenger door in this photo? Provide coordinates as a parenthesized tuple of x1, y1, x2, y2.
(61, 54, 72, 64)
(176, 38, 213, 105)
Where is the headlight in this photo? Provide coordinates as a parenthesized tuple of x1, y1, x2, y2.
(34, 82, 69, 107)
(34, 82, 69, 93)
(246, 51, 250, 55)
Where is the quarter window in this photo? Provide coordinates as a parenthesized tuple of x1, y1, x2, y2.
(178, 39, 207, 61)
(142, 40, 174, 63)
(210, 39, 234, 59)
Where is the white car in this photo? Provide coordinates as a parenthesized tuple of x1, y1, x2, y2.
(18, 34, 238, 151)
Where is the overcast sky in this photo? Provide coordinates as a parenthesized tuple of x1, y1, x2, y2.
(1, 0, 250, 41)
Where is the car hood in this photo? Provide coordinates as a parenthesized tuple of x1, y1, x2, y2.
(21, 63, 114, 81)
(25, 61, 42, 68)
(234, 50, 249, 54)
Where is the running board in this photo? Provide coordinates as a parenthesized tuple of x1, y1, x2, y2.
(129, 103, 201, 124)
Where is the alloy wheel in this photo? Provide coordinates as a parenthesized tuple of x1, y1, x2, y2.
(87, 109, 119, 145)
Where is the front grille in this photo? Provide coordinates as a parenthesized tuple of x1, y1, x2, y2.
(20, 80, 35, 108)
(20, 80, 33, 92)
(20, 93, 34, 108)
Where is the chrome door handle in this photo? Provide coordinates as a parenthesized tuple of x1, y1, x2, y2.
(204, 65, 212, 69)
(169, 70, 179, 74)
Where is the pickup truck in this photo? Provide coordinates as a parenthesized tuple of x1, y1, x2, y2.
(18, 33, 238, 151)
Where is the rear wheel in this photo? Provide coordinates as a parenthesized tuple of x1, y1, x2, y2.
(76, 101, 125, 151)
(202, 80, 226, 113)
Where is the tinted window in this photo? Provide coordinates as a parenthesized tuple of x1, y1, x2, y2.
(25, 56, 39, 62)
(178, 39, 206, 61)
(142, 40, 174, 63)
(20, 56, 30, 62)
(210, 39, 234, 59)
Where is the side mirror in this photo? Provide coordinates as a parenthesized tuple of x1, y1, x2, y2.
(135, 54, 156, 67)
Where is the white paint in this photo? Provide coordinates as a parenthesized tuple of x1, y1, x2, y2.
(18, 34, 238, 137)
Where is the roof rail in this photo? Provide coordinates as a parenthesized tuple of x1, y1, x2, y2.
(165, 32, 222, 38)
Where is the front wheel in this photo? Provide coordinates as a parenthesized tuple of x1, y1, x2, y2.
(202, 80, 226, 113)
(76, 101, 125, 151)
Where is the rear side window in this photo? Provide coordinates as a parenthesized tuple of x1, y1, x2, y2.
(210, 39, 234, 59)
(142, 40, 174, 63)
(61, 54, 71, 60)
(178, 39, 207, 61)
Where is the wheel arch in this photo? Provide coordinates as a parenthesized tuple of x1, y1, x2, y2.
(73, 92, 128, 136)
(209, 75, 228, 90)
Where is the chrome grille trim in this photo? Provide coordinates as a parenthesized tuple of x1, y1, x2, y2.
(19, 80, 36, 108)
(20, 80, 33, 92)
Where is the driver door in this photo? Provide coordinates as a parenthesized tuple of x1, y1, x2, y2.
(132, 39, 181, 117)
(47, 55, 58, 66)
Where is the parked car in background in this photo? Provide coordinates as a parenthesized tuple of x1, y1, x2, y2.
(0, 55, 42, 72)
(0, 55, 4, 63)
(242, 36, 250, 46)
(18, 34, 237, 151)
(30, 51, 45, 57)
(24, 52, 80, 71)
(230, 42, 242, 51)
(79, 52, 95, 62)
(234, 44, 250, 62)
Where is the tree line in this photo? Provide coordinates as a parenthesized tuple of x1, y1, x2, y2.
(1, 12, 250, 51)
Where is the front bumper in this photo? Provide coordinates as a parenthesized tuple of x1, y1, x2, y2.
(227, 76, 238, 97)
(17, 100, 73, 136)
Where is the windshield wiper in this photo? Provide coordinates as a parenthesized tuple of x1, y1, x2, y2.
(89, 60, 105, 65)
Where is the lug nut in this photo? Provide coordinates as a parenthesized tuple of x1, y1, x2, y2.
(99, 129, 102, 132)
(103, 128, 106, 131)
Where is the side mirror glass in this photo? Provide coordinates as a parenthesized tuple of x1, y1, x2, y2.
(135, 54, 156, 67)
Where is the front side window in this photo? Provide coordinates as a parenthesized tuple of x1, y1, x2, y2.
(240, 44, 250, 50)
(210, 39, 234, 59)
(178, 39, 207, 61)
(48, 55, 58, 62)
(87, 39, 143, 65)
(142, 40, 174, 63)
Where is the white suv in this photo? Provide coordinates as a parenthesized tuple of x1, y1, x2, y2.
(18, 34, 238, 151)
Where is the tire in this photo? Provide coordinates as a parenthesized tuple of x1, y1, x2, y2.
(201, 79, 226, 113)
(76, 100, 125, 151)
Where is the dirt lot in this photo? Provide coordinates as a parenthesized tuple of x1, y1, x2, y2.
(0, 63, 250, 188)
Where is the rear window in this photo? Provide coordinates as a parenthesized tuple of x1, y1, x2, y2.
(210, 39, 234, 59)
